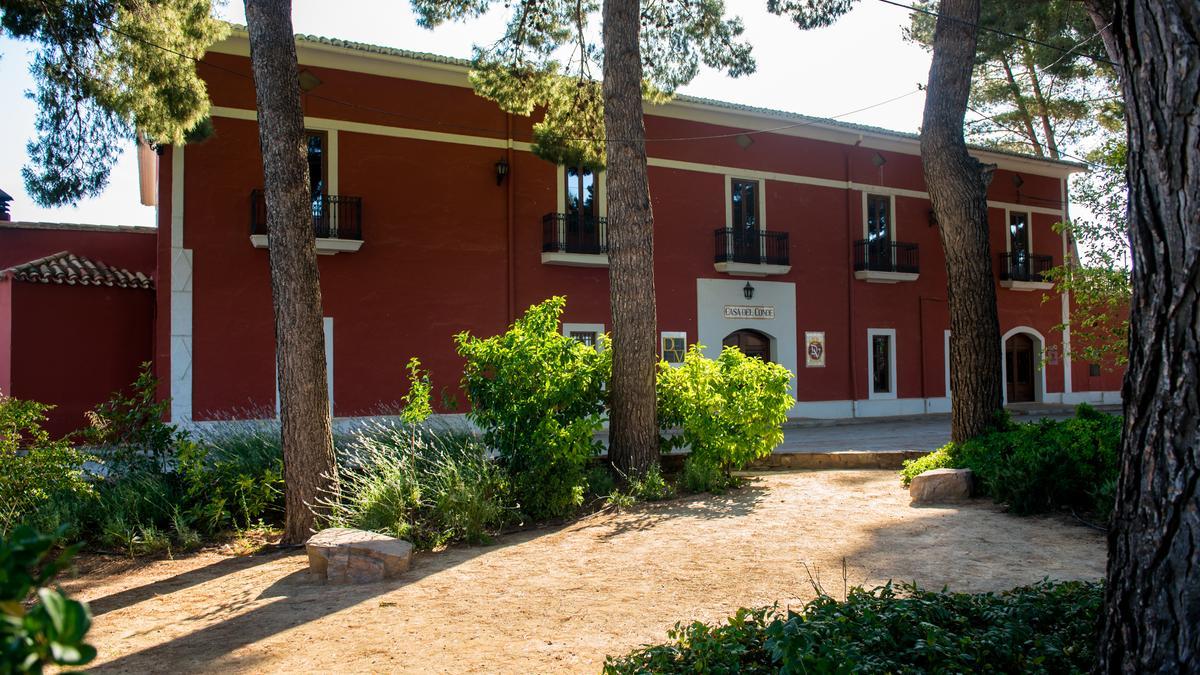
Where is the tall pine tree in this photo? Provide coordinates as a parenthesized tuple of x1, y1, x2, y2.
(413, 0, 754, 474)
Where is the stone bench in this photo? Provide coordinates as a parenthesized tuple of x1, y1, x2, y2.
(306, 527, 414, 583)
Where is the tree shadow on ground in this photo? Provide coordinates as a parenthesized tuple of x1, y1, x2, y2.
(88, 530, 547, 673)
(821, 498, 1106, 596)
(81, 552, 292, 617)
(576, 481, 768, 542)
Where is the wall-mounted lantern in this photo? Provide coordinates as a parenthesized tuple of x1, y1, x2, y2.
(495, 157, 510, 186)
(743, 282, 755, 300)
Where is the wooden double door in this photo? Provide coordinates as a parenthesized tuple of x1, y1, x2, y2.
(723, 329, 771, 363)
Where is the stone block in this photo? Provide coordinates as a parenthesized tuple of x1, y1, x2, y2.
(909, 468, 973, 505)
(306, 527, 413, 583)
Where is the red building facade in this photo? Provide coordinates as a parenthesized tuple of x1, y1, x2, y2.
(0, 223, 156, 437)
(154, 30, 1123, 425)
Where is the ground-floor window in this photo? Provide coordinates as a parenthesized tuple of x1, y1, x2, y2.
(563, 322, 604, 350)
(867, 328, 897, 400)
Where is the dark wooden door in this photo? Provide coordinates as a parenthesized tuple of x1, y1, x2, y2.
(1005, 334, 1035, 402)
(723, 330, 771, 362)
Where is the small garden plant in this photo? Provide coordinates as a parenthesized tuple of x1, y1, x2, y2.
(901, 404, 1121, 519)
(1, 527, 95, 672)
(657, 344, 794, 492)
(605, 580, 1103, 674)
(455, 297, 610, 520)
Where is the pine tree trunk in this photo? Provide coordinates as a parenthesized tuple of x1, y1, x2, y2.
(243, 0, 338, 544)
(920, 0, 1003, 443)
(1082, 1, 1200, 670)
(602, 0, 659, 475)
(1020, 45, 1060, 160)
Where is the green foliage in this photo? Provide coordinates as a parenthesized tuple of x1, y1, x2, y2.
(320, 422, 512, 548)
(1, 527, 95, 672)
(657, 345, 794, 488)
(605, 464, 675, 509)
(83, 362, 186, 473)
(680, 454, 740, 494)
(900, 404, 1121, 518)
(1, 0, 227, 205)
(177, 423, 285, 534)
(399, 358, 434, 426)
(0, 397, 95, 539)
(605, 580, 1103, 674)
(905, 0, 1121, 157)
(1045, 138, 1131, 369)
(766, 0, 859, 30)
(899, 446, 955, 487)
(584, 465, 618, 501)
(455, 297, 609, 520)
(413, 0, 754, 166)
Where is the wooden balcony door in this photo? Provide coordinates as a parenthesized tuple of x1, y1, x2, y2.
(730, 178, 760, 263)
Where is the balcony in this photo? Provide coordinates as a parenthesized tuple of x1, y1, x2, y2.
(542, 213, 608, 267)
(249, 189, 364, 255)
(713, 228, 790, 276)
(853, 240, 920, 283)
(999, 251, 1054, 291)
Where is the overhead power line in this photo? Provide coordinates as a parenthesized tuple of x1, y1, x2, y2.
(875, 0, 1116, 67)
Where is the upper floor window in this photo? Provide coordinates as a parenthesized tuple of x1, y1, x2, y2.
(866, 194, 892, 244)
(730, 178, 760, 233)
(1009, 211, 1031, 253)
(307, 130, 328, 214)
(565, 165, 598, 221)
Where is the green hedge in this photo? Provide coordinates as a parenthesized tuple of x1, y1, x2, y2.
(605, 580, 1103, 674)
(900, 404, 1121, 518)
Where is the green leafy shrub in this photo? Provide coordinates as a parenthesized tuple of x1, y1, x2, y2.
(0, 397, 95, 538)
(605, 580, 1103, 674)
(899, 445, 955, 487)
(320, 422, 513, 548)
(177, 423, 284, 534)
(584, 465, 618, 501)
(1, 526, 96, 672)
(398, 357, 434, 425)
(626, 464, 674, 501)
(455, 297, 610, 520)
(899, 404, 1120, 517)
(82, 362, 186, 473)
(657, 345, 793, 490)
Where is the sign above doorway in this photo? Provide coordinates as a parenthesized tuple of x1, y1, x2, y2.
(723, 305, 775, 320)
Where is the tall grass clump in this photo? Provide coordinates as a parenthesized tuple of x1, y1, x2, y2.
(320, 421, 513, 548)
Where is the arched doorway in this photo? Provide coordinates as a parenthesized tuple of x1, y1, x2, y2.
(1005, 333, 1036, 402)
(723, 329, 772, 362)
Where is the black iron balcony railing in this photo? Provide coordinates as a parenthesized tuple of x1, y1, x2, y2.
(250, 189, 363, 241)
(999, 251, 1053, 282)
(542, 212, 608, 255)
(714, 228, 789, 266)
(853, 240, 920, 274)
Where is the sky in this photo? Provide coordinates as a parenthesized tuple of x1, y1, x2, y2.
(0, 0, 934, 227)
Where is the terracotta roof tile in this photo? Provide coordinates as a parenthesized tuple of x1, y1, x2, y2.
(0, 251, 154, 289)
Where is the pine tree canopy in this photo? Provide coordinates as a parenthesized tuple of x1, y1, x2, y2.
(1, 0, 226, 206)
(412, 0, 755, 167)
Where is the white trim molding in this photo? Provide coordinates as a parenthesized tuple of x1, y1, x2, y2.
(250, 234, 363, 255)
(169, 146, 193, 424)
(866, 328, 898, 401)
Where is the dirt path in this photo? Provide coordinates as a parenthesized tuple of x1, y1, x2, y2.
(63, 470, 1105, 674)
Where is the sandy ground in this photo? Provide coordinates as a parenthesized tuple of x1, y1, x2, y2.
(61, 470, 1105, 674)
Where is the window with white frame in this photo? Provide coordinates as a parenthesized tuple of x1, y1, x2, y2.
(661, 331, 687, 364)
(563, 322, 605, 350)
(867, 328, 897, 399)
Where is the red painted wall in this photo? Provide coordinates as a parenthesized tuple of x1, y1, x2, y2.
(160, 46, 1119, 420)
(0, 223, 156, 273)
(7, 282, 154, 438)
